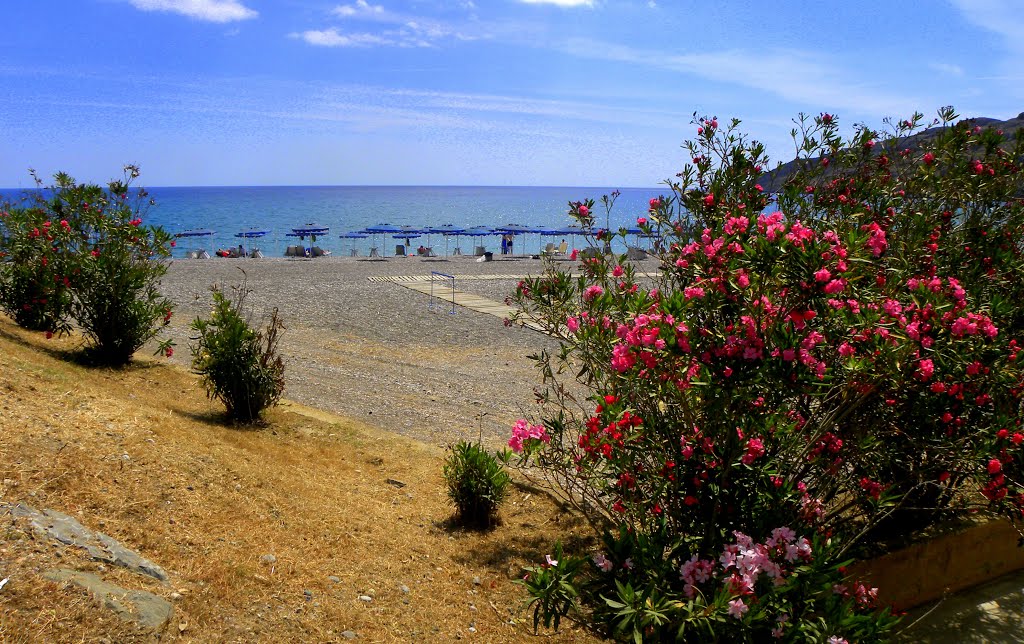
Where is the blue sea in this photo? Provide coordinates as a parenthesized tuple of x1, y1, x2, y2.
(128, 185, 665, 258)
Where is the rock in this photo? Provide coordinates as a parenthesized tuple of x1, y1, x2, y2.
(472, 576, 481, 586)
(43, 568, 173, 630)
(328, 575, 341, 584)
(304, 590, 313, 602)
(6, 503, 168, 582)
(357, 595, 372, 602)
(341, 631, 358, 640)
(260, 554, 277, 565)
(385, 478, 406, 488)
(399, 584, 410, 594)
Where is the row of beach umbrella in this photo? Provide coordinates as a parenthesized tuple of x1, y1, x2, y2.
(175, 223, 658, 257)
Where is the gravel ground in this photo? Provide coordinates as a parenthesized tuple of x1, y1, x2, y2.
(158, 255, 567, 448)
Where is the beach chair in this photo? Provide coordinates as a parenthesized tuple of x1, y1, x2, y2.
(395, 244, 406, 256)
(543, 242, 555, 256)
(285, 245, 299, 257)
(312, 246, 328, 257)
(250, 249, 263, 258)
(370, 247, 381, 258)
(556, 241, 568, 255)
(350, 248, 359, 257)
(197, 249, 210, 259)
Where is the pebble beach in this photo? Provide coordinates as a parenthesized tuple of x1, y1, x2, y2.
(158, 254, 590, 448)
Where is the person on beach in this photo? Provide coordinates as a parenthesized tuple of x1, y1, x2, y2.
(508, 235, 514, 255)
(501, 235, 508, 255)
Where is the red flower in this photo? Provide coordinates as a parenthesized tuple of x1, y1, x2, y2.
(703, 194, 714, 208)
(988, 459, 1002, 475)
(923, 152, 935, 165)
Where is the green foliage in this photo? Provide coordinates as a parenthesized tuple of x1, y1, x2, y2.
(191, 283, 285, 424)
(0, 205, 73, 332)
(506, 107, 1023, 642)
(517, 542, 585, 633)
(443, 440, 511, 527)
(0, 166, 175, 365)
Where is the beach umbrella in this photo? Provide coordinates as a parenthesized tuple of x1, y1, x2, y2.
(550, 225, 587, 251)
(233, 228, 269, 258)
(424, 224, 464, 256)
(494, 224, 540, 255)
(460, 226, 494, 255)
(291, 224, 329, 257)
(363, 223, 404, 258)
(174, 228, 215, 258)
(338, 232, 369, 256)
(395, 225, 423, 251)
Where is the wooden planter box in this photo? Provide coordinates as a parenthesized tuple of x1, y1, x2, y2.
(849, 519, 1024, 611)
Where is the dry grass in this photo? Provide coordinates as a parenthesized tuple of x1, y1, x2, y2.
(0, 316, 601, 643)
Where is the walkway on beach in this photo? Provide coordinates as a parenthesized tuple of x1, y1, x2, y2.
(383, 277, 547, 333)
(370, 272, 661, 333)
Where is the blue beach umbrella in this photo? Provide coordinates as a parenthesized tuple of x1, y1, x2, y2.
(425, 224, 464, 255)
(290, 224, 329, 256)
(494, 224, 539, 255)
(174, 228, 215, 258)
(338, 231, 369, 256)
(363, 223, 404, 258)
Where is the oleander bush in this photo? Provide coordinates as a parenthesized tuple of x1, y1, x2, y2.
(507, 107, 1023, 642)
(0, 166, 175, 365)
(191, 283, 285, 424)
(443, 440, 511, 527)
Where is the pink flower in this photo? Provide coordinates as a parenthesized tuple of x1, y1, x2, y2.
(569, 249, 579, 260)
(823, 279, 845, 295)
(703, 194, 715, 208)
(612, 265, 624, 277)
(583, 285, 604, 301)
(923, 152, 935, 165)
(814, 267, 831, 283)
(917, 358, 934, 381)
(566, 317, 580, 333)
(578, 205, 589, 217)
(637, 216, 647, 226)
(544, 554, 559, 567)
(728, 599, 748, 619)
(988, 458, 1002, 475)
(684, 286, 705, 300)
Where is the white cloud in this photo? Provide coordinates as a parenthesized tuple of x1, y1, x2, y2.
(518, 0, 595, 6)
(128, 0, 257, 22)
(929, 62, 965, 76)
(558, 38, 923, 117)
(292, 28, 393, 47)
(949, 0, 1024, 46)
(333, 0, 385, 18)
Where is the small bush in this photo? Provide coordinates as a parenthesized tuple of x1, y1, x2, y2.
(191, 283, 285, 423)
(0, 205, 74, 333)
(0, 167, 175, 364)
(443, 440, 511, 527)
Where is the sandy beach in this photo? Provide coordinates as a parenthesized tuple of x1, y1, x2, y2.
(157, 254, 608, 448)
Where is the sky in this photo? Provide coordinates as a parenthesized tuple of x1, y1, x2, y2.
(1, 0, 1023, 188)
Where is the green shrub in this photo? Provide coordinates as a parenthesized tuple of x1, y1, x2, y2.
(1, 167, 175, 364)
(443, 440, 511, 527)
(191, 283, 285, 423)
(0, 204, 74, 333)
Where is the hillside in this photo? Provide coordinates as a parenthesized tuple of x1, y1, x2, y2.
(0, 316, 598, 642)
(759, 111, 1024, 192)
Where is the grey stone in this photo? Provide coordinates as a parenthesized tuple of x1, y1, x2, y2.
(7, 503, 168, 582)
(399, 584, 410, 594)
(341, 631, 358, 640)
(328, 575, 341, 584)
(260, 554, 277, 564)
(358, 595, 372, 602)
(43, 568, 173, 630)
(472, 576, 481, 586)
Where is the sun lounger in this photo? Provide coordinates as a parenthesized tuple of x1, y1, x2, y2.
(556, 241, 568, 255)
(396, 244, 407, 256)
(543, 242, 555, 256)
(370, 247, 381, 258)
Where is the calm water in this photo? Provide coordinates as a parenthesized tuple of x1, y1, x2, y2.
(126, 185, 664, 258)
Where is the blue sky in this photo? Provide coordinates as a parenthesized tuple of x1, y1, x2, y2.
(2, 0, 1022, 187)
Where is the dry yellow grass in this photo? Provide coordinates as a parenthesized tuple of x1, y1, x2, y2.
(0, 316, 601, 643)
